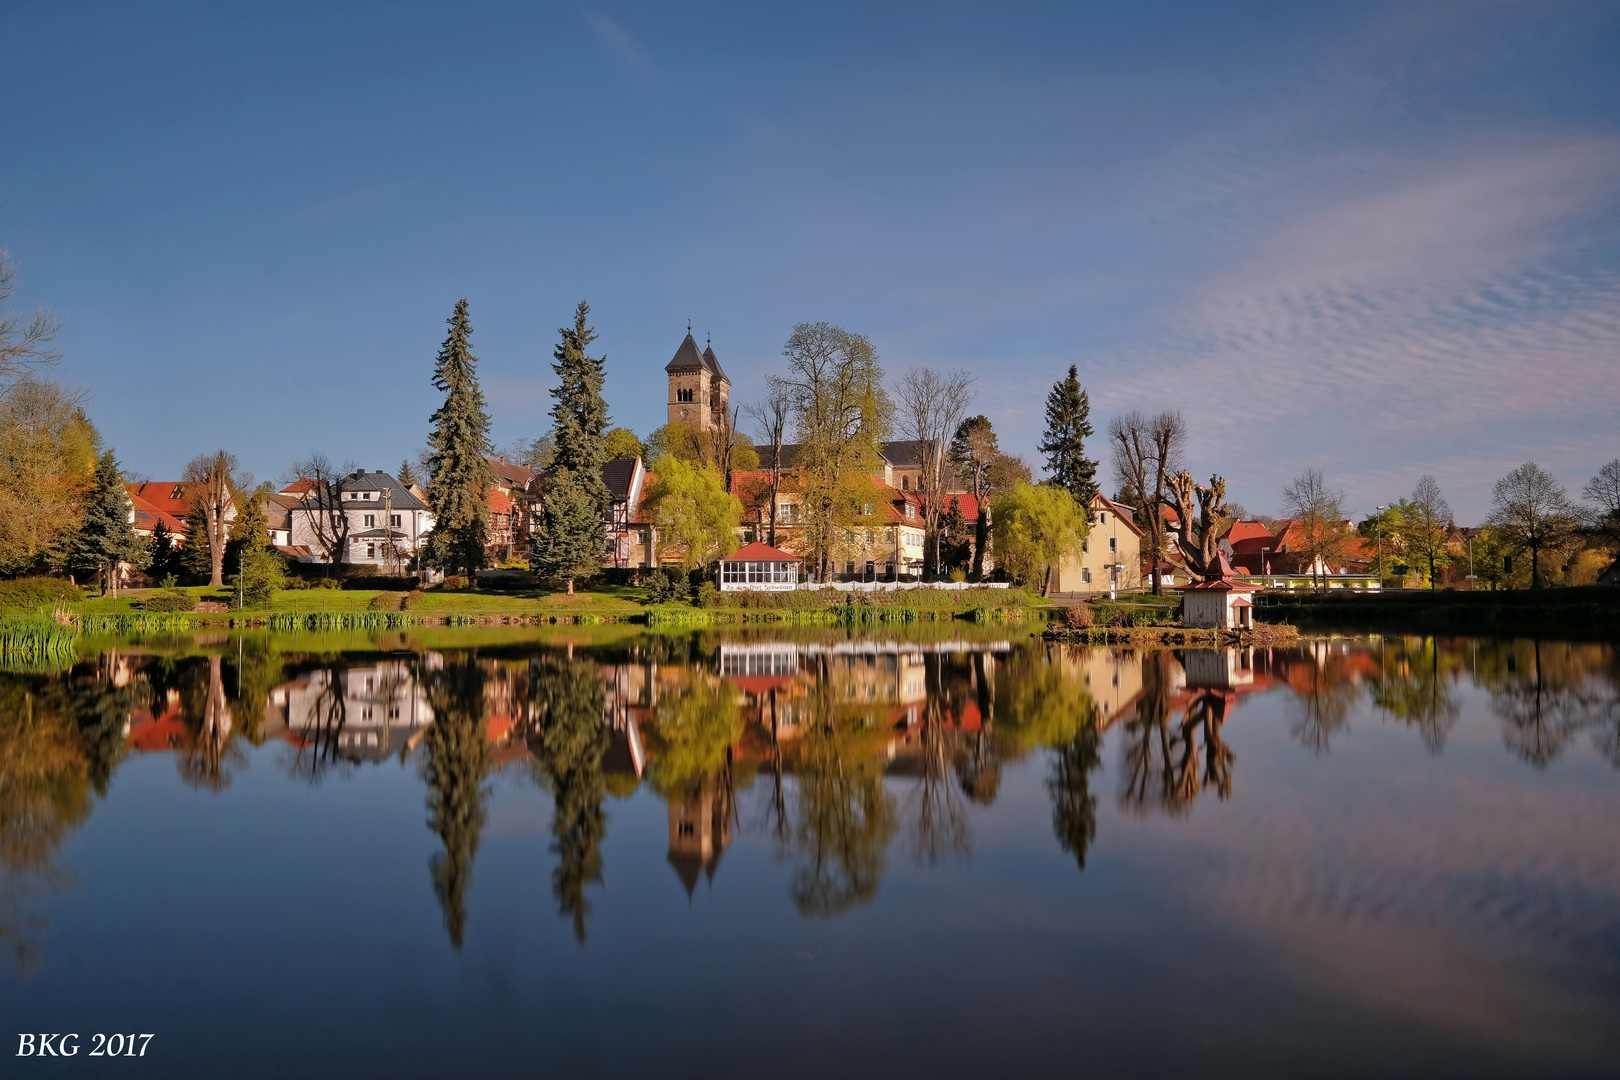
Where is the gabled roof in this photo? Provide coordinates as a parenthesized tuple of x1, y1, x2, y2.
(1176, 550, 1262, 592)
(756, 444, 801, 471)
(129, 481, 198, 519)
(665, 332, 708, 374)
(1090, 492, 1144, 536)
(723, 541, 801, 562)
(487, 456, 536, 489)
(602, 458, 639, 501)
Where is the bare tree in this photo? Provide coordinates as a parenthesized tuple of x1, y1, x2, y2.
(893, 366, 975, 576)
(947, 415, 999, 579)
(1280, 467, 1352, 590)
(284, 452, 360, 572)
(745, 379, 793, 548)
(1582, 459, 1620, 554)
(184, 450, 244, 587)
(703, 403, 751, 493)
(0, 250, 63, 389)
(1490, 461, 1575, 589)
(1109, 410, 1186, 593)
(1406, 474, 1453, 589)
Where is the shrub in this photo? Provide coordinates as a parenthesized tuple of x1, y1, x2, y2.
(343, 564, 379, 578)
(443, 575, 465, 591)
(694, 581, 718, 608)
(282, 576, 312, 590)
(949, 568, 968, 583)
(369, 592, 404, 612)
(238, 549, 284, 608)
(317, 577, 343, 590)
(143, 587, 198, 613)
(341, 574, 417, 591)
(1105, 607, 1129, 628)
(404, 589, 426, 610)
(1064, 604, 1094, 630)
(0, 576, 84, 610)
(644, 568, 689, 604)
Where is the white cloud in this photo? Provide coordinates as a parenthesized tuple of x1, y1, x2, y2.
(580, 9, 655, 73)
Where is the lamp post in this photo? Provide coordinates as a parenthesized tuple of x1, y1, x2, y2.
(1374, 506, 1387, 589)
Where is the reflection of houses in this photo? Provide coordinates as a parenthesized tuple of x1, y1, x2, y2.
(265, 661, 434, 763)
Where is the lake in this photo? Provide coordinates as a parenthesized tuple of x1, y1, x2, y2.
(2, 627, 1617, 1078)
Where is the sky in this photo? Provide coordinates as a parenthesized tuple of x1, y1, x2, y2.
(2, 0, 1617, 522)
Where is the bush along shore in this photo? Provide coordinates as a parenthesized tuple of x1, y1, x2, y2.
(645, 586, 1035, 626)
(1039, 598, 1301, 646)
(1257, 586, 1620, 637)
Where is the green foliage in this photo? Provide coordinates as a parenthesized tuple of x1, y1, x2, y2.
(644, 422, 701, 466)
(643, 567, 689, 604)
(141, 586, 197, 612)
(0, 576, 83, 610)
(179, 501, 212, 579)
(368, 591, 404, 611)
(1037, 365, 1099, 503)
(238, 547, 284, 608)
(641, 454, 741, 569)
(530, 466, 605, 588)
(146, 521, 183, 580)
(992, 480, 1088, 588)
(1048, 725, 1102, 870)
(0, 613, 79, 663)
(425, 299, 495, 579)
(602, 426, 643, 462)
(72, 449, 147, 588)
(548, 301, 611, 501)
(648, 675, 743, 798)
(694, 581, 718, 608)
(224, 482, 272, 571)
(397, 459, 417, 488)
(529, 657, 609, 941)
(422, 662, 491, 949)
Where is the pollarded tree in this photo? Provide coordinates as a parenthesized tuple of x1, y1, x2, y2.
(1405, 474, 1453, 589)
(1109, 409, 1186, 594)
(1489, 461, 1575, 589)
(1038, 365, 1099, 504)
(745, 379, 793, 548)
(73, 449, 147, 596)
(426, 299, 495, 582)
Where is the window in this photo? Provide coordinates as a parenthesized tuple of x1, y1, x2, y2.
(845, 561, 855, 575)
(864, 529, 874, 546)
(1081, 567, 1092, 583)
(1109, 536, 1118, 553)
(676, 388, 695, 403)
(901, 476, 909, 490)
(862, 503, 872, 516)
(391, 514, 401, 528)
(364, 514, 375, 527)
(1099, 511, 1107, 523)
(363, 492, 372, 500)
(904, 504, 915, 519)
(366, 543, 376, 558)
(1082, 537, 1089, 553)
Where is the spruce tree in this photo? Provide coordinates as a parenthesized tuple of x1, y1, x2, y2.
(73, 449, 147, 595)
(426, 299, 495, 582)
(531, 302, 610, 592)
(224, 484, 271, 571)
(398, 459, 417, 489)
(180, 501, 212, 579)
(1037, 365, 1099, 503)
(147, 520, 183, 580)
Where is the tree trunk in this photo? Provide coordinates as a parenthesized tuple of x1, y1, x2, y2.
(971, 509, 987, 580)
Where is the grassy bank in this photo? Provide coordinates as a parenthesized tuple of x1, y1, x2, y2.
(1257, 586, 1620, 637)
(647, 586, 1035, 626)
(66, 581, 645, 622)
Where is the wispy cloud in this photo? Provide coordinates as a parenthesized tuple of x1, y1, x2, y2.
(580, 9, 656, 74)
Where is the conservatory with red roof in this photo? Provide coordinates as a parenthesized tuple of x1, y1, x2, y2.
(718, 541, 804, 591)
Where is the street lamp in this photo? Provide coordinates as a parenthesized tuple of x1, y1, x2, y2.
(1374, 506, 1387, 588)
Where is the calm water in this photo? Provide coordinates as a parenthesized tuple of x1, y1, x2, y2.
(2, 626, 1617, 1079)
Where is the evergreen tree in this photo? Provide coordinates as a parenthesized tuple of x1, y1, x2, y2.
(1037, 365, 1099, 503)
(397, 459, 417, 489)
(223, 483, 271, 573)
(147, 520, 183, 580)
(531, 302, 611, 592)
(530, 657, 609, 942)
(425, 299, 495, 582)
(179, 501, 212, 579)
(73, 449, 147, 595)
(422, 661, 490, 949)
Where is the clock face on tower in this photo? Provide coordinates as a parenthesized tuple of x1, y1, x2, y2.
(681, 409, 688, 418)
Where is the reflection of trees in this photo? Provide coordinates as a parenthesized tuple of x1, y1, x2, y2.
(284, 662, 356, 785)
(906, 657, 969, 866)
(1368, 637, 1460, 754)
(528, 657, 608, 943)
(1120, 653, 1233, 815)
(178, 655, 243, 791)
(1478, 640, 1617, 769)
(1286, 648, 1361, 755)
(1048, 723, 1101, 870)
(991, 643, 1095, 756)
(647, 673, 742, 797)
(224, 638, 282, 747)
(422, 661, 490, 949)
(779, 688, 896, 918)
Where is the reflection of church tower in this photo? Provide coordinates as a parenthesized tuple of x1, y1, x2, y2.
(666, 331, 730, 433)
(667, 773, 733, 897)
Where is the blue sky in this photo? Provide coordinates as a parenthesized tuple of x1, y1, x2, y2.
(3, 0, 1617, 522)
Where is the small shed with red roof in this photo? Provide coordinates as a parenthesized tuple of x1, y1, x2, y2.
(1175, 551, 1263, 629)
(719, 541, 803, 591)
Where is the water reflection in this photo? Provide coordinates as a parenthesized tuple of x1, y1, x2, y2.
(0, 633, 1616, 957)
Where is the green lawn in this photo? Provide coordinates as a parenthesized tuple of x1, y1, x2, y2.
(73, 582, 647, 616)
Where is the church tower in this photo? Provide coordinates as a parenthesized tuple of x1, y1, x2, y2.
(666, 330, 730, 433)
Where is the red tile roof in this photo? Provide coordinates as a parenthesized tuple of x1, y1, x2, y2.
(723, 541, 802, 562)
(128, 481, 196, 519)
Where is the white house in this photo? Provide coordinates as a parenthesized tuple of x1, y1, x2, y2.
(286, 469, 435, 567)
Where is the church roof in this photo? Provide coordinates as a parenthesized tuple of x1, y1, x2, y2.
(665, 332, 707, 374)
(702, 343, 728, 383)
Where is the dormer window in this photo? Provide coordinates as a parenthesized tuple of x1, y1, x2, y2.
(904, 504, 914, 519)
(901, 476, 909, 490)
(862, 503, 872, 516)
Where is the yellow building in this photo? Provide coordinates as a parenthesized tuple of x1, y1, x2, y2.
(1050, 493, 1144, 596)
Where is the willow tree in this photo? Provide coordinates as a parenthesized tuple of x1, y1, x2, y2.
(778, 322, 892, 581)
(640, 454, 741, 569)
(426, 299, 494, 582)
(990, 480, 1087, 592)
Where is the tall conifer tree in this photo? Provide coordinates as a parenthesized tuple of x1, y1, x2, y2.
(426, 299, 495, 582)
(1037, 365, 1099, 503)
(531, 302, 611, 593)
(73, 449, 146, 595)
